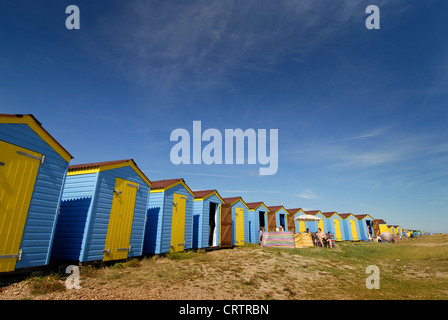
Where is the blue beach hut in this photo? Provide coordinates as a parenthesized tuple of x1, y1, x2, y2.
(143, 179, 194, 254)
(321, 212, 346, 242)
(288, 208, 306, 233)
(0, 114, 73, 273)
(354, 214, 374, 241)
(222, 197, 249, 246)
(267, 206, 290, 231)
(246, 202, 270, 244)
(339, 213, 360, 241)
(303, 210, 327, 233)
(51, 159, 151, 263)
(192, 190, 224, 249)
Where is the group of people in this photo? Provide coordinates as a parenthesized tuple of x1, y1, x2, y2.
(258, 226, 334, 248)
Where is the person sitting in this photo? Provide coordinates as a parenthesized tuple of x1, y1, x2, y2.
(316, 228, 333, 248)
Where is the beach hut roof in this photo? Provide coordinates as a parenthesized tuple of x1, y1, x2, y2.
(193, 189, 224, 203)
(1, 113, 73, 162)
(374, 219, 387, 224)
(321, 211, 338, 218)
(286, 208, 305, 215)
(354, 214, 374, 220)
(150, 178, 193, 196)
(304, 210, 322, 216)
(68, 159, 151, 186)
(222, 197, 249, 209)
(267, 205, 287, 213)
(246, 202, 269, 211)
(339, 213, 356, 219)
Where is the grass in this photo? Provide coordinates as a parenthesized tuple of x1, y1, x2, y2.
(5, 234, 446, 300)
(27, 274, 66, 295)
(87, 235, 448, 299)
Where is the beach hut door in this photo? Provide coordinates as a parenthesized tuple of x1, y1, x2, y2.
(349, 219, 359, 241)
(208, 202, 218, 247)
(258, 211, 265, 230)
(170, 193, 187, 253)
(333, 219, 342, 241)
(372, 221, 380, 237)
(287, 214, 295, 233)
(235, 207, 245, 246)
(0, 141, 41, 272)
(318, 219, 325, 233)
(103, 178, 138, 261)
(220, 204, 232, 247)
(267, 211, 276, 232)
(279, 214, 286, 231)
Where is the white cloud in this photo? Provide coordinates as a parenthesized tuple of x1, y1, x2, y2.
(220, 190, 281, 194)
(295, 189, 318, 200)
(325, 128, 388, 143)
(92, 0, 387, 90)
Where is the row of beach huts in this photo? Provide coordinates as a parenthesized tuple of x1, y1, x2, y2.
(1, 114, 415, 274)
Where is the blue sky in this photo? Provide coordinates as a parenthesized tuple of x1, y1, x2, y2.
(1, 1, 447, 232)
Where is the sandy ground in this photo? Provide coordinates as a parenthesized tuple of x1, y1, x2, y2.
(1, 239, 447, 300)
(0, 246, 336, 300)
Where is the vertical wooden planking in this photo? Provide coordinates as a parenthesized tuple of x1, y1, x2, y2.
(1, 117, 72, 271)
(170, 193, 186, 252)
(235, 207, 245, 246)
(0, 141, 41, 272)
(333, 219, 342, 241)
(103, 178, 138, 261)
(220, 204, 232, 247)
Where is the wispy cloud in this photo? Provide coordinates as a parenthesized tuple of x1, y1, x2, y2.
(325, 128, 388, 143)
(148, 170, 243, 179)
(92, 0, 384, 91)
(294, 189, 318, 200)
(287, 128, 448, 172)
(220, 190, 281, 194)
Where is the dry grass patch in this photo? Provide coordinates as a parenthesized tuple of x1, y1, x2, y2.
(1, 234, 447, 300)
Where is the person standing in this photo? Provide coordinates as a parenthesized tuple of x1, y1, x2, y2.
(259, 227, 265, 246)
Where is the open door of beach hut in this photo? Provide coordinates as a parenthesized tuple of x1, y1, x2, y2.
(267, 206, 289, 231)
(220, 203, 232, 247)
(267, 211, 276, 232)
(287, 213, 295, 233)
(354, 214, 374, 241)
(259, 211, 266, 230)
(192, 190, 223, 249)
(208, 202, 219, 247)
(246, 202, 269, 244)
